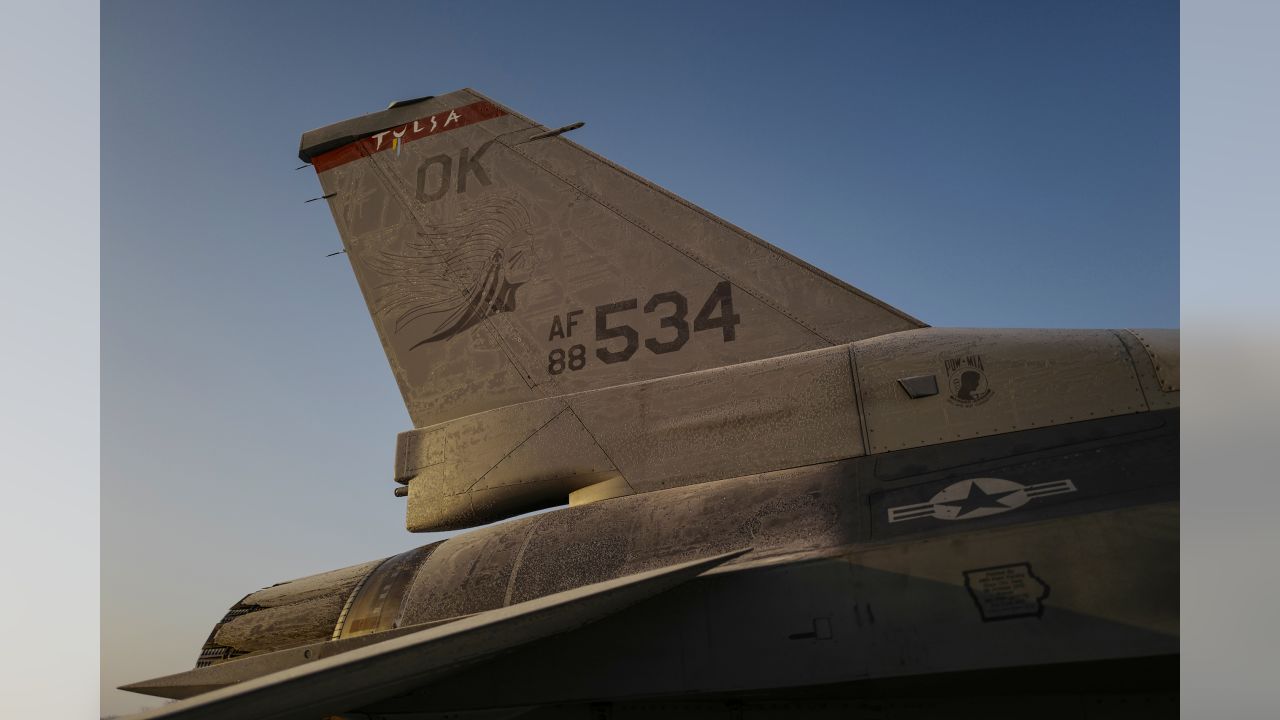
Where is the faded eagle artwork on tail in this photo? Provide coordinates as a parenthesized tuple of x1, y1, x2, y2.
(362, 195, 535, 348)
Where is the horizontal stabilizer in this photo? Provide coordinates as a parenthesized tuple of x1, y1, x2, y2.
(120, 549, 748, 720)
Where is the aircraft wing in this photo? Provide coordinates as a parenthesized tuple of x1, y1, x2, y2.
(122, 549, 747, 720)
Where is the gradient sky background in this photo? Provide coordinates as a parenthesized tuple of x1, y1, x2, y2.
(102, 0, 1177, 714)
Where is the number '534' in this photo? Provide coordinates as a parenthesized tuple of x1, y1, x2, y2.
(546, 282, 741, 376)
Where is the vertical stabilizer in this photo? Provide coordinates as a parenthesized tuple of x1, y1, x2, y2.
(300, 89, 923, 428)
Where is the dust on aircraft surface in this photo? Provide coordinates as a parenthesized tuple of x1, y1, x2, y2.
(122, 89, 1177, 719)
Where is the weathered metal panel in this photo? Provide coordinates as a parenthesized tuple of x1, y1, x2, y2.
(853, 328, 1149, 454)
(333, 544, 440, 640)
(210, 559, 381, 656)
(306, 89, 920, 429)
(573, 344, 864, 493)
(160, 410, 1175, 699)
(399, 397, 615, 531)
(398, 513, 541, 622)
(377, 505, 1176, 713)
(124, 553, 747, 720)
(1116, 328, 1180, 411)
(397, 344, 864, 531)
(1125, 327, 1180, 393)
(508, 104, 924, 345)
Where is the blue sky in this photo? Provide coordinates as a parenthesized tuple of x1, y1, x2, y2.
(102, 1, 1177, 714)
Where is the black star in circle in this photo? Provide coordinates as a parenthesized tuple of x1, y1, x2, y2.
(943, 482, 1019, 518)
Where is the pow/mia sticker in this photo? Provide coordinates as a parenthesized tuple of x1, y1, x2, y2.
(887, 477, 1077, 523)
(945, 354, 993, 406)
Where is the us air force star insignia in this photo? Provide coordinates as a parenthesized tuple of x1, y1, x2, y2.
(887, 477, 1077, 523)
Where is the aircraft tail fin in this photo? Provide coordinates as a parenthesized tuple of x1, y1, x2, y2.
(300, 89, 923, 428)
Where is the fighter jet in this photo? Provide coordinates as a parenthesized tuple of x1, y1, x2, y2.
(121, 89, 1177, 719)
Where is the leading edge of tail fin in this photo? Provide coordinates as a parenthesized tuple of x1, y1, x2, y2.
(300, 89, 924, 428)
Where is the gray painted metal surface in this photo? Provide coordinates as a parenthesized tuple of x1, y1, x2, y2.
(122, 89, 1179, 719)
(302, 88, 921, 430)
(124, 552, 748, 719)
